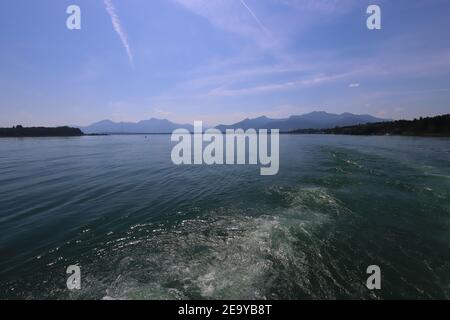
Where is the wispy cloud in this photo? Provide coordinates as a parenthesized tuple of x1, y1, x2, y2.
(208, 72, 353, 97)
(103, 0, 133, 66)
(349, 83, 360, 88)
(172, 0, 277, 49)
(239, 0, 270, 36)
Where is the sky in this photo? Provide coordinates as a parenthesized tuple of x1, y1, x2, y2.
(0, 0, 449, 127)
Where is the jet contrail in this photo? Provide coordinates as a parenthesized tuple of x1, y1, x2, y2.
(239, 0, 270, 36)
(103, 0, 134, 66)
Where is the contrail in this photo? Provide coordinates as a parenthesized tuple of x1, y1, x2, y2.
(103, 0, 134, 66)
(239, 0, 270, 36)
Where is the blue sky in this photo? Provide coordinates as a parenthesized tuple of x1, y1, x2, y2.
(0, 0, 449, 127)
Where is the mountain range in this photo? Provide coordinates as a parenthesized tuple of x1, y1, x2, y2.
(215, 112, 388, 132)
(79, 119, 194, 134)
(79, 112, 389, 134)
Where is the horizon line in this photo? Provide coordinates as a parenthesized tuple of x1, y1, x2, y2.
(3, 112, 449, 129)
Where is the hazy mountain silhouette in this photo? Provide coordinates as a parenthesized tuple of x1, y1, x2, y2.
(216, 112, 388, 132)
(80, 112, 388, 134)
(216, 116, 277, 131)
(80, 118, 194, 134)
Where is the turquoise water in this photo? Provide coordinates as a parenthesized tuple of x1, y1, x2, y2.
(0, 135, 449, 299)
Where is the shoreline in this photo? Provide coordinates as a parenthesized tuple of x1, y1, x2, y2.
(1, 132, 449, 138)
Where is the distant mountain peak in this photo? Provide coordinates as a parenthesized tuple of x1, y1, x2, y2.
(308, 111, 328, 114)
(97, 119, 115, 124)
(80, 118, 193, 134)
(215, 111, 388, 132)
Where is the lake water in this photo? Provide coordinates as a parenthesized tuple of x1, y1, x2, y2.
(0, 135, 449, 299)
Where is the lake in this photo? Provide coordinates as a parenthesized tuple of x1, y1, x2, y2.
(0, 135, 449, 299)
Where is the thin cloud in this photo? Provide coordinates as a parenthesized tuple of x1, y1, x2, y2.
(103, 0, 134, 66)
(209, 72, 352, 97)
(349, 83, 360, 88)
(172, 0, 277, 49)
(239, 0, 270, 36)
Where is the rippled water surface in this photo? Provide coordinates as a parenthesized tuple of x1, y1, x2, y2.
(1, 135, 449, 299)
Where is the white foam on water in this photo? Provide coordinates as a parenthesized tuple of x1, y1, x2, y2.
(4, 184, 368, 300)
(74, 211, 316, 300)
(83, 187, 354, 300)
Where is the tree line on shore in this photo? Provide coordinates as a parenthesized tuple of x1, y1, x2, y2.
(290, 114, 450, 137)
(0, 125, 84, 137)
